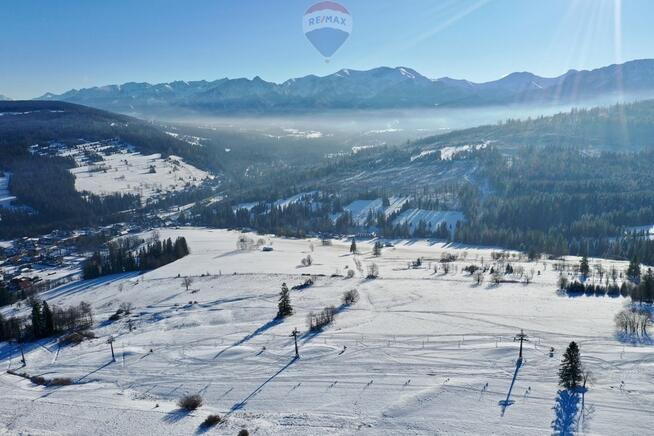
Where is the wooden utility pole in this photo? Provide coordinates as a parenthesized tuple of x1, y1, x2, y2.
(514, 329, 529, 360)
(108, 337, 115, 361)
(18, 342, 26, 366)
(291, 328, 299, 358)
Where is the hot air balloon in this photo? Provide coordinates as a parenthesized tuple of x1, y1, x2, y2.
(303, 1, 352, 61)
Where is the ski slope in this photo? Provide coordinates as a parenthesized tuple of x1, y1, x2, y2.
(0, 228, 652, 435)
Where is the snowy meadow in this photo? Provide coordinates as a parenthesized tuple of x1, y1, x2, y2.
(0, 228, 651, 435)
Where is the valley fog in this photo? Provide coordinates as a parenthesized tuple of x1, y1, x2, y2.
(162, 103, 581, 148)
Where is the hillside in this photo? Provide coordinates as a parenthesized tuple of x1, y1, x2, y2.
(0, 101, 220, 171)
(38, 59, 654, 115)
(0, 228, 649, 434)
(416, 99, 654, 152)
(0, 101, 219, 236)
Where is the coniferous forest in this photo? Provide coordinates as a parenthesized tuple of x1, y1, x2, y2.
(82, 236, 190, 279)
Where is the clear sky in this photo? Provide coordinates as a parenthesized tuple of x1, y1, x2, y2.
(1, 0, 652, 99)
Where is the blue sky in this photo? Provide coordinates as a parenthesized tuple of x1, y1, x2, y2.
(1, 0, 652, 99)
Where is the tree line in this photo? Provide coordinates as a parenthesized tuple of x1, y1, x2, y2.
(0, 300, 93, 342)
(82, 236, 190, 279)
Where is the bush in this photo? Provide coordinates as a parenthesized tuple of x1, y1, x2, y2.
(366, 263, 379, 279)
(58, 330, 96, 346)
(346, 269, 355, 279)
(463, 264, 480, 274)
(30, 375, 47, 386)
(307, 306, 336, 331)
(238, 430, 249, 436)
(300, 255, 313, 267)
(342, 289, 360, 305)
(178, 394, 203, 410)
(292, 278, 314, 290)
(50, 377, 73, 386)
(202, 414, 221, 427)
(440, 253, 458, 263)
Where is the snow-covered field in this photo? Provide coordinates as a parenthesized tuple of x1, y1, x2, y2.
(0, 228, 651, 435)
(30, 140, 211, 200)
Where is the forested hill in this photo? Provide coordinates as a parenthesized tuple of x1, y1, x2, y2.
(0, 101, 220, 237)
(417, 99, 654, 151)
(0, 101, 220, 172)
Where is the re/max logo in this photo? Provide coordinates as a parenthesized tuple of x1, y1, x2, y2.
(307, 16, 347, 26)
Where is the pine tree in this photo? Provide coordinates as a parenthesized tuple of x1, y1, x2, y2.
(42, 301, 55, 336)
(559, 341, 583, 389)
(276, 283, 293, 319)
(627, 257, 642, 284)
(640, 268, 654, 303)
(350, 238, 357, 254)
(31, 300, 42, 339)
(373, 241, 382, 256)
(579, 256, 590, 278)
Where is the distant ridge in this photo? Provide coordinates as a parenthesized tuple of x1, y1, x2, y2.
(38, 59, 654, 115)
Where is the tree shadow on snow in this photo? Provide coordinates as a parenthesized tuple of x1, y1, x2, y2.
(163, 408, 192, 424)
(214, 318, 282, 359)
(551, 389, 581, 436)
(614, 331, 654, 346)
(228, 356, 298, 413)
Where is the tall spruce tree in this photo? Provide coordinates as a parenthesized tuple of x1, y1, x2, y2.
(42, 301, 55, 336)
(579, 256, 590, 278)
(350, 238, 357, 254)
(559, 341, 583, 389)
(276, 283, 293, 319)
(31, 300, 42, 339)
(627, 257, 642, 284)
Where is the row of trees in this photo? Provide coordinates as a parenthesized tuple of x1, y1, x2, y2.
(82, 236, 190, 279)
(561, 266, 654, 303)
(0, 300, 93, 342)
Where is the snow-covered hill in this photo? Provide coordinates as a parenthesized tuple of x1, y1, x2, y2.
(0, 228, 650, 434)
(30, 140, 211, 200)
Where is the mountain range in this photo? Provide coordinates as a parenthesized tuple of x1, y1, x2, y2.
(36, 59, 654, 115)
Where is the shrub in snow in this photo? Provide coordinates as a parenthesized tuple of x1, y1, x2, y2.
(30, 375, 47, 386)
(343, 289, 360, 305)
(366, 263, 379, 279)
(300, 255, 313, 267)
(463, 265, 480, 274)
(178, 394, 203, 410)
(202, 414, 221, 427)
(292, 279, 314, 290)
(236, 236, 255, 251)
(440, 253, 458, 263)
(58, 330, 96, 346)
(50, 377, 73, 386)
(307, 306, 336, 331)
(238, 430, 249, 436)
(346, 269, 355, 279)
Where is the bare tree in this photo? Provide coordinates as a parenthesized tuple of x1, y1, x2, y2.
(183, 276, 193, 292)
(473, 270, 484, 285)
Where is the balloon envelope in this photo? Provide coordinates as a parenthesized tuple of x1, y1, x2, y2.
(303, 2, 352, 58)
